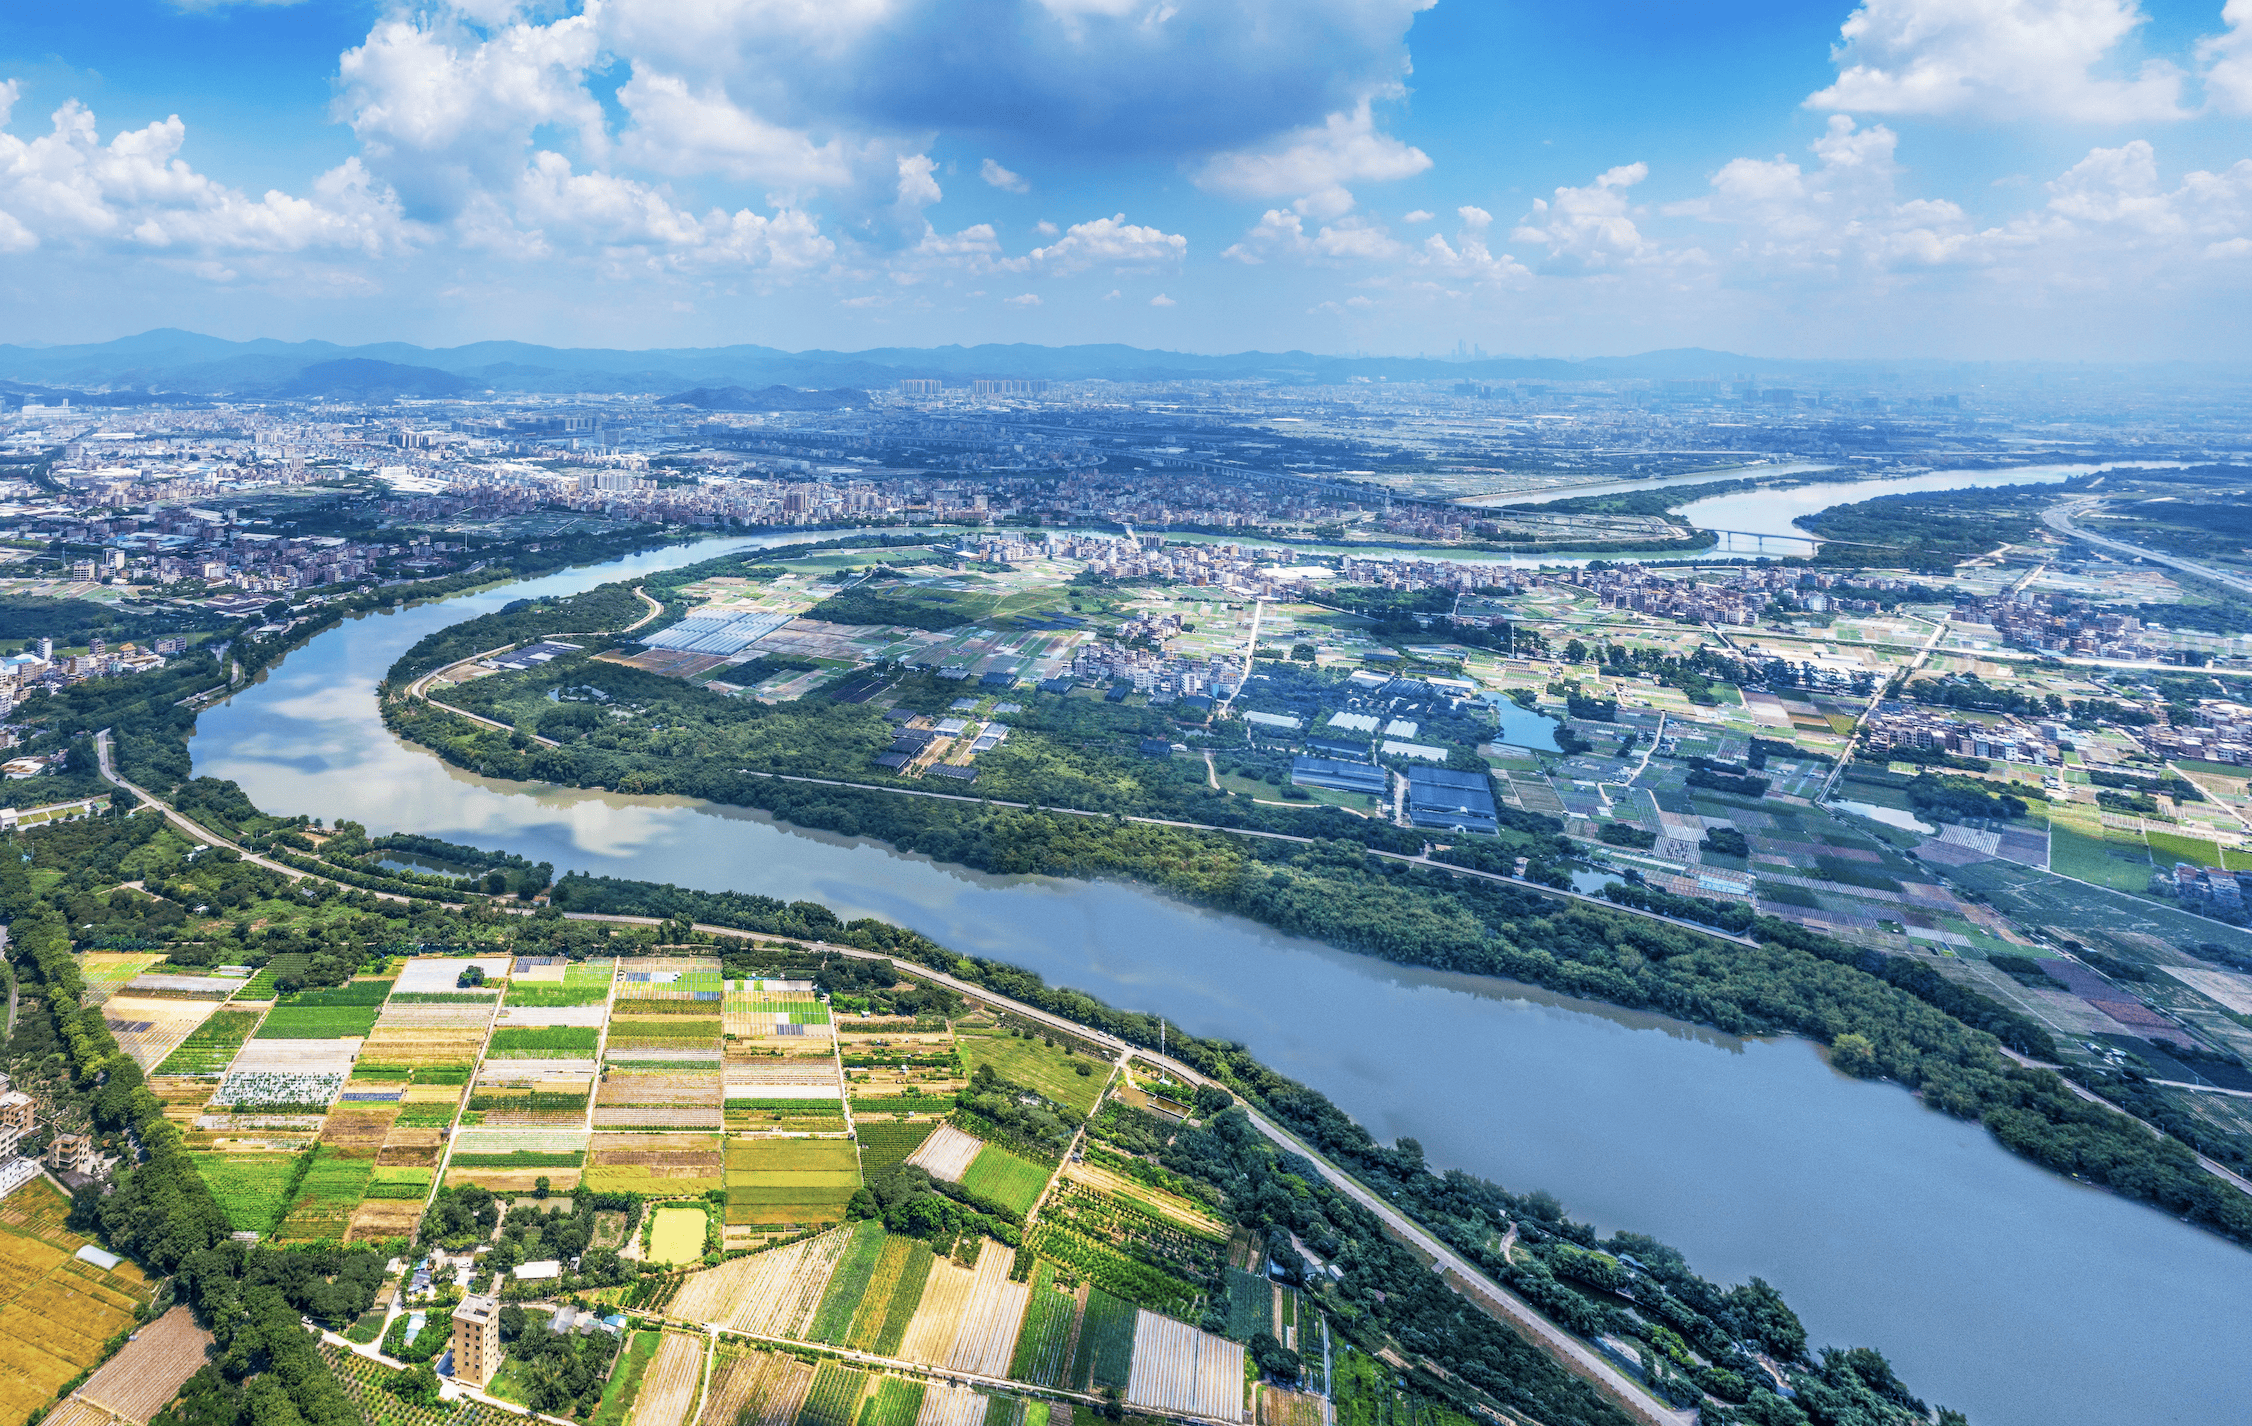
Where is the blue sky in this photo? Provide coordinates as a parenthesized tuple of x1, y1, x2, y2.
(4, 0, 2250, 359)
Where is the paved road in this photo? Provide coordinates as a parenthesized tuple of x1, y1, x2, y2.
(2043, 500, 2252, 598)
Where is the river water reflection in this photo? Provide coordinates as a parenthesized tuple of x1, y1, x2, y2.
(190, 534, 2251, 1426)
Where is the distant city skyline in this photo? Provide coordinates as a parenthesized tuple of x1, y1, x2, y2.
(4, 1, 2251, 359)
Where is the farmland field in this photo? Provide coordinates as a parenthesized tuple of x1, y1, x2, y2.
(595, 1331, 663, 1426)
(723, 1136, 860, 1226)
(189, 1150, 304, 1233)
(859, 1377, 925, 1426)
(1067, 1288, 1136, 1393)
(807, 1220, 887, 1344)
(904, 1125, 981, 1182)
(698, 1347, 814, 1426)
(648, 1207, 710, 1266)
(628, 1332, 707, 1426)
(845, 1235, 923, 1352)
(254, 1004, 382, 1039)
(898, 1254, 976, 1367)
(101, 995, 223, 1070)
(153, 1009, 262, 1075)
(796, 1361, 867, 1426)
(508, 980, 613, 1007)
(868, 1240, 936, 1357)
(276, 1146, 377, 1241)
(914, 1384, 988, 1426)
(671, 1225, 853, 1337)
(586, 1134, 723, 1195)
(1026, 1222, 1199, 1317)
(1222, 1270, 1271, 1343)
(1126, 1312, 1246, 1422)
(856, 1122, 935, 1176)
(942, 1245, 1027, 1377)
(959, 1146, 1050, 1217)
(0, 1180, 155, 1426)
(1008, 1261, 1076, 1387)
(490, 1026, 600, 1058)
(321, 1340, 529, 1426)
(63, 1304, 211, 1423)
(953, 1032, 1108, 1119)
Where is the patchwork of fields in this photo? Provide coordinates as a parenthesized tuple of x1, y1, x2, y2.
(79, 953, 1285, 1426)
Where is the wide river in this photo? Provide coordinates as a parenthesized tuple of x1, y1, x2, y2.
(191, 529, 2249, 1426)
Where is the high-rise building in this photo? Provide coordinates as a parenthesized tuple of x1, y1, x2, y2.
(451, 1294, 501, 1387)
(897, 379, 943, 396)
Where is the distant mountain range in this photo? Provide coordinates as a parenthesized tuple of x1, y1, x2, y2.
(0, 329, 2218, 405)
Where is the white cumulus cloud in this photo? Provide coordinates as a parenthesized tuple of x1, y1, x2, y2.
(980, 158, 1029, 192)
(1805, 0, 2187, 123)
(1511, 163, 1654, 273)
(1004, 213, 1186, 274)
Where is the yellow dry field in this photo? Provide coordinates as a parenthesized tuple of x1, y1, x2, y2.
(696, 1348, 812, 1426)
(320, 1107, 400, 1152)
(1258, 1389, 1327, 1426)
(358, 1026, 487, 1066)
(69, 1304, 213, 1422)
(0, 1180, 154, 1426)
(628, 1332, 708, 1426)
(444, 1166, 581, 1193)
(377, 1128, 447, 1168)
(897, 1254, 977, 1366)
(100, 995, 221, 1071)
(346, 1198, 426, 1244)
(670, 1225, 851, 1336)
(941, 1243, 1026, 1377)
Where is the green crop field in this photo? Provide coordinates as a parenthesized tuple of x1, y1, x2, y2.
(1067, 1287, 1137, 1392)
(488, 1026, 599, 1057)
(254, 1004, 383, 1039)
(807, 1220, 887, 1344)
(155, 1009, 262, 1074)
(592, 1330, 660, 1426)
(505, 981, 612, 1007)
(798, 1362, 867, 1426)
(846, 1235, 923, 1352)
(854, 1122, 934, 1177)
(190, 1150, 303, 1233)
(955, 1031, 1107, 1118)
(961, 1145, 1051, 1216)
(727, 1138, 861, 1174)
(281, 980, 395, 1006)
(277, 1147, 376, 1241)
(2049, 823, 2151, 891)
(607, 1018, 720, 1040)
(858, 1378, 924, 1426)
(1008, 1260, 1075, 1387)
(871, 1242, 935, 1357)
(722, 1136, 863, 1222)
(1222, 1269, 1271, 1342)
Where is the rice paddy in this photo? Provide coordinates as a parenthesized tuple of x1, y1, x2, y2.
(796, 1362, 867, 1426)
(0, 1180, 155, 1426)
(723, 1136, 860, 1226)
(807, 1220, 888, 1344)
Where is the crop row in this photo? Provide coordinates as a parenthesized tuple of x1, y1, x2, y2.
(807, 1220, 888, 1345)
(1066, 1287, 1137, 1393)
(1007, 1260, 1076, 1388)
(153, 1010, 262, 1075)
(1028, 1225, 1198, 1319)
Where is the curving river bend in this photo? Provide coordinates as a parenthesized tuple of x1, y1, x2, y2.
(191, 530, 2251, 1426)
